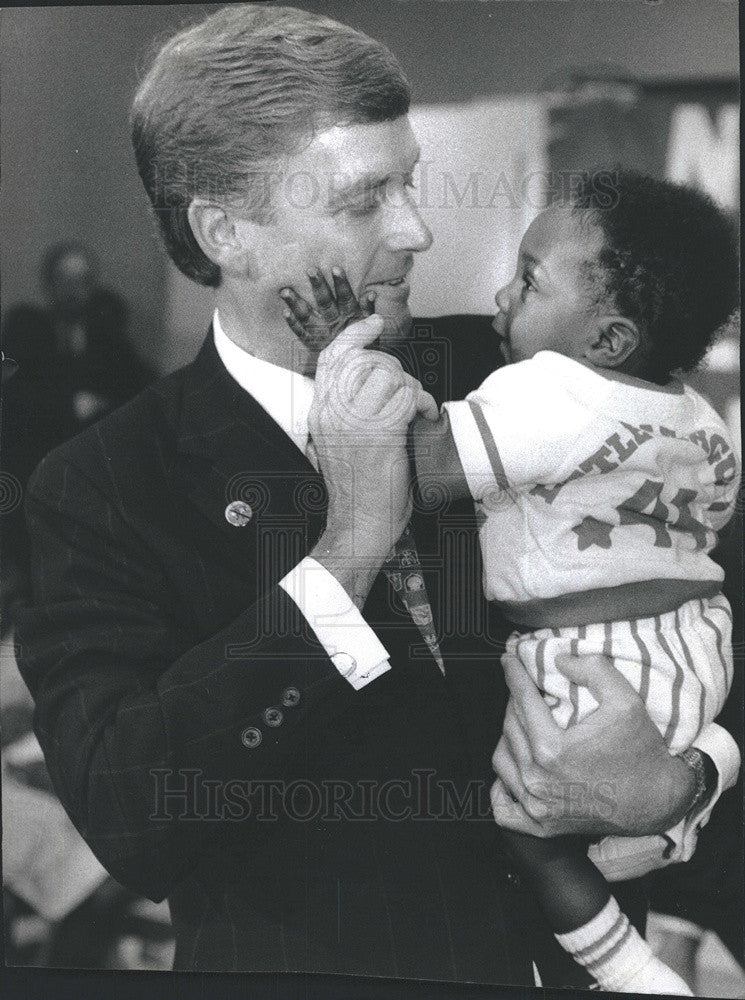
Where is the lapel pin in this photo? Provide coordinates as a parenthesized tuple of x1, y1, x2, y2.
(225, 500, 253, 526)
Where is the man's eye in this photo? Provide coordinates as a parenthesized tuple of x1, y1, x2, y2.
(345, 192, 380, 217)
(347, 202, 378, 217)
(344, 176, 416, 216)
(521, 273, 535, 296)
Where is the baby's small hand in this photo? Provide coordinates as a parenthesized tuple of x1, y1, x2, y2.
(279, 266, 377, 352)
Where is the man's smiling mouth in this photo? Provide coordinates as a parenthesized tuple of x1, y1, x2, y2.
(367, 275, 408, 288)
(365, 256, 414, 290)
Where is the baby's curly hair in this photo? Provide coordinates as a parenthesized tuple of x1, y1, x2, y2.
(571, 170, 739, 384)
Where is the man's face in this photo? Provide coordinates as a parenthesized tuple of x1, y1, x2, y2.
(240, 116, 433, 346)
(492, 206, 604, 365)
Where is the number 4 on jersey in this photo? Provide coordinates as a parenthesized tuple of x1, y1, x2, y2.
(572, 479, 710, 551)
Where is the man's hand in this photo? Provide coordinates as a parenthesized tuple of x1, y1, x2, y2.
(309, 313, 437, 603)
(491, 651, 696, 839)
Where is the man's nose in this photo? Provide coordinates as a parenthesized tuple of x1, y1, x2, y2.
(384, 190, 433, 253)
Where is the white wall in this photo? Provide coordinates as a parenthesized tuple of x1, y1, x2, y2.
(407, 97, 547, 318)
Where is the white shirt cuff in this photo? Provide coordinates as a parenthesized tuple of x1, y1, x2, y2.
(279, 557, 391, 691)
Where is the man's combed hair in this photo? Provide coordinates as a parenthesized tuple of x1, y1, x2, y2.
(131, 4, 411, 287)
(572, 170, 739, 383)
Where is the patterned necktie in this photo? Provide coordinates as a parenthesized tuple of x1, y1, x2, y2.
(306, 436, 444, 675)
(383, 524, 445, 676)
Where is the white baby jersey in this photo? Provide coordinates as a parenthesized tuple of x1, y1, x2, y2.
(443, 352, 739, 620)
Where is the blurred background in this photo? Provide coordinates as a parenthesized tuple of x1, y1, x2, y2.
(1, 2, 740, 377)
(1, 1, 741, 989)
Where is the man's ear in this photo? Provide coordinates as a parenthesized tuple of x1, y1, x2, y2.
(187, 199, 254, 276)
(585, 315, 643, 370)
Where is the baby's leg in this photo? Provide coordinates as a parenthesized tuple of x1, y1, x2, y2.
(502, 829, 608, 930)
(502, 829, 692, 994)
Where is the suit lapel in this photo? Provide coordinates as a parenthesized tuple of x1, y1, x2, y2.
(172, 333, 327, 583)
(171, 329, 449, 676)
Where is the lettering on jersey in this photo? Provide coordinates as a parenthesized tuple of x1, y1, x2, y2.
(676, 429, 736, 486)
(578, 444, 618, 476)
(529, 422, 736, 505)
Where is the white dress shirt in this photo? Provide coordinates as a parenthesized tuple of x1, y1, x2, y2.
(213, 310, 390, 690)
(212, 311, 739, 830)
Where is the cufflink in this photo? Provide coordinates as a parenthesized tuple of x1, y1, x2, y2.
(225, 500, 253, 526)
(331, 652, 356, 679)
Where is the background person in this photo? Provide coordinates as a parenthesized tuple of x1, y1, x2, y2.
(1, 242, 154, 630)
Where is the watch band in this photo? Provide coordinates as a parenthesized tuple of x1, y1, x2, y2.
(677, 747, 708, 812)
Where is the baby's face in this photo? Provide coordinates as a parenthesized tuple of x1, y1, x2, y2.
(492, 206, 604, 365)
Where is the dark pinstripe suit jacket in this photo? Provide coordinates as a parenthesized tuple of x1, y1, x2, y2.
(15, 317, 573, 981)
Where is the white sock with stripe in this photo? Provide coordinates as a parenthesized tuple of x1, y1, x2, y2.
(555, 895, 692, 994)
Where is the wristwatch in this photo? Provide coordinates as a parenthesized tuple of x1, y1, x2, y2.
(677, 747, 715, 813)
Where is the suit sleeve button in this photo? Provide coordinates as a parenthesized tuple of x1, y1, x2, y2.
(281, 687, 301, 707)
(263, 707, 283, 727)
(240, 726, 262, 748)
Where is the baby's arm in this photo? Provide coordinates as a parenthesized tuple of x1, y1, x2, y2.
(411, 410, 471, 503)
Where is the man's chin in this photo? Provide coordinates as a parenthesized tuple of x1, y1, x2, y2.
(370, 303, 413, 346)
(359, 275, 413, 341)
(365, 279, 411, 307)
(378, 319, 412, 350)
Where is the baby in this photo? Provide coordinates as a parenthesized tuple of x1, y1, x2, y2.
(281, 170, 740, 993)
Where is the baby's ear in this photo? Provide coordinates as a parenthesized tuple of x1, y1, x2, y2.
(586, 315, 642, 370)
